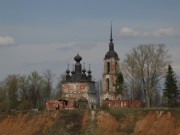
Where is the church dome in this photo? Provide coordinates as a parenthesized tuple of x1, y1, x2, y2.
(105, 50, 119, 60)
(74, 54, 82, 62)
(104, 41, 119, 60)
(66, 68, 70, 74)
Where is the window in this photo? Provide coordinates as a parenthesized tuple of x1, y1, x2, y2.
(107, 62, 110, 73)
(106, 78, 109, 91)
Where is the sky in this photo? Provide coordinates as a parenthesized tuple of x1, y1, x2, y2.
(0, 0, 180, 82)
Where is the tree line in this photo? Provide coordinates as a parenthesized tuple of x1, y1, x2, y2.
(0, 44, 179, 111)
(0, 70, 63, 111)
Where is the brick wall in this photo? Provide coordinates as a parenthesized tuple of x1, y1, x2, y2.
(46, 100, 62, 110)
(46, 99, 89, 110)
(46, 99, 75, 110)
(102, 100, 141, 108)
(61, 82, 89, 99)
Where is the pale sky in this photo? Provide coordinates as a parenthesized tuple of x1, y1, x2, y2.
(0, 0, 180, 82)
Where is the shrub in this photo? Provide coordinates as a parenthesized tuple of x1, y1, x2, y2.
(0, 101, 8, 112)
(18, 100, 33, 110)
(101, 103, 109, 110)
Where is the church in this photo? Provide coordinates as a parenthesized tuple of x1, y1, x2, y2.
(61, 54, 98, 109)
(59, 25, 122, 109)
(101, 25, 141, 108)
(46, 25, 141, 110)
(101, 24, 122, 101)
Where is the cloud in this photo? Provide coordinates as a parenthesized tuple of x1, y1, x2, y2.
(152, 27, 178, 38)
(119, 27, 140, 37)
(119, 27, 179, 38)
(57, 42, 97, 52)
(0, 36, 15, 46)
(168, 46, 180, 79)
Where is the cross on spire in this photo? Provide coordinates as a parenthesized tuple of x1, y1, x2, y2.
(110, 21, 113, 42)
(67, 63, 70, 69)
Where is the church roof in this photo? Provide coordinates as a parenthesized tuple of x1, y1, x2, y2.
(64, 54, 93, 82)
(104, 24, 119, 60)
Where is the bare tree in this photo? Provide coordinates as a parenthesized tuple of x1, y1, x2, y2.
(0, 83, 8, 111)
(4, 74, 20, 109)
(122, 44, 170, 107)
(43, 70, 55, 100)
(51, 73, 66, 99)
(27, 71, 45, 108)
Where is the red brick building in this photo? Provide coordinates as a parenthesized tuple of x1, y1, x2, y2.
(61, 54, 98, 109)
(101, 24, 122, 101)
(100, 24, 141, 108)
(46, 25, 141, 110)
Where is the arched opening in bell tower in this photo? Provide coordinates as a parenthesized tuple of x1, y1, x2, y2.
(107, 62, 110, 73)
(106, 78, 110, 91)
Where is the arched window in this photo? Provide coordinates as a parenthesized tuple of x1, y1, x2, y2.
(107, 62, 110, 73)
(106, 78, 109, 91)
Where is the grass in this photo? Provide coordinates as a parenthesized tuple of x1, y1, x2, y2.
(47, 109, 85, 135)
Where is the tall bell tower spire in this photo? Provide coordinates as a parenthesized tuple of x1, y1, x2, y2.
(110, 21, 113, 42)
(101, 24, 122, 101)
(109, 22, 114, 51)
(105, 22, 119, 60)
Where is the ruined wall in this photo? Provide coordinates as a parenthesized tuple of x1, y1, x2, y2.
(62, 82, 89, 99)
(101, 92, 122, 101)
(61, 82, 97, 108)
(102, 100, 141, 108)
(46, 100, 61, 110)
(46, 100, 76, 110)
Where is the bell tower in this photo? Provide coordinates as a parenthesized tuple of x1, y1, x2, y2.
(102, 24, 122, 100)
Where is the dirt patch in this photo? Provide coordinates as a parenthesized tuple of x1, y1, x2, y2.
(0, 111, 56, 135)
(81, 111, 89, 131)
(0, 109, 179, 135)
(96, 111, 119, 134)
(133, 111, 180, 135)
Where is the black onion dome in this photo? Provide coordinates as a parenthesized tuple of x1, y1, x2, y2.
(105, 50, 119, 60)
(66, 69, 70, 74)
(87, 69, 91, 74)
(71, 70, 75, 74)
(105, 42, 119, 60)
(74, 54, 82, 62)
(82, 68, 86, 73)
